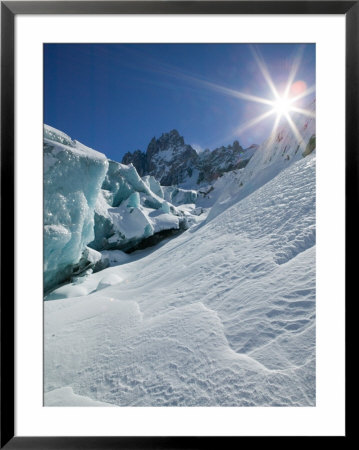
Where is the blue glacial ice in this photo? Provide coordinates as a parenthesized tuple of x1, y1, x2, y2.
(44, 125, 188, 293)
(89, 160, 187, 252)
(44, 125, 108, 292)
(162, 185, 198, 205)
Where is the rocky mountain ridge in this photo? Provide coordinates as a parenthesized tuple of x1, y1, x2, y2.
(122, 130, 258, 188)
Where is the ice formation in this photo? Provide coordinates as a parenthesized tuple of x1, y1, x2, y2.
(44, 126, 188, 293)
(162, 186, 198, 205)
(89, 159, 187, 253)
(43, 125, 108, 292)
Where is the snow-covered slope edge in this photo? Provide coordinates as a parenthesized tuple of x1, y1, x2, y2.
(204, 100, 316, 222)
(45, 153, 316, 406)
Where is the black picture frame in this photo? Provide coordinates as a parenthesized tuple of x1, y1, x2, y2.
(1, 1, 354, 447)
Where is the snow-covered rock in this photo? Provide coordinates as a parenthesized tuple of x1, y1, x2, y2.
(123, 129, 198, 186)
(44, 125, 108, 292)
(122, 130, 257, 188)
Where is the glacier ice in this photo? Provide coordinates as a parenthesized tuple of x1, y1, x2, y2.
(43, 125, 108, 292)
(127, 192, 140, 209)
(101, 160, 134, 207)
(142, 175, 164, 198)
(162, 185, 198, 205)
(89, 160, 186, 253)
(44, 126, 190, 294)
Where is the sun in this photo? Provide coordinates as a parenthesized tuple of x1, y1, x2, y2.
(272, 97, 292, 117)
(181, 44, 315, 144)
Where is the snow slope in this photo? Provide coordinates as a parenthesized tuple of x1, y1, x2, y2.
(201, 100, 315, 222)
(45, 153, 316, 406)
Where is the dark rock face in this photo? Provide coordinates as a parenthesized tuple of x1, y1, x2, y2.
(146, 130, 198, 186)
(122, 130, 257, 187)
(196, 142, 252, 184)
(122, 149, 148, 176)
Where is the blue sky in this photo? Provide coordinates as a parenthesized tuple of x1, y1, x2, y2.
(44, 43, 315, 161)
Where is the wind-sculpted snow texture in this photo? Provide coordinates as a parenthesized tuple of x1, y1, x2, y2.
(45, 153, 316, 406)
(43, 125, 109, 292)
(122, 130, 257, 187)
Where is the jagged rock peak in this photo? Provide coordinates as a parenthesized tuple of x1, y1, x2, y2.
(147, 129, 186, 154)
(122, 130, 257, 187)
(122, 149, 148, 176)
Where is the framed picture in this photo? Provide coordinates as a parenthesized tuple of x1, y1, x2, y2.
(1, 1, 353, 446)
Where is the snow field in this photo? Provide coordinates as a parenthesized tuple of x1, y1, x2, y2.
(45, 154, 316, 406)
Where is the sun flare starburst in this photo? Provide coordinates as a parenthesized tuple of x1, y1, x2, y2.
(272, 97, 292, 116)
(142, 44, 315, 147)
(232, 45, 315, 145)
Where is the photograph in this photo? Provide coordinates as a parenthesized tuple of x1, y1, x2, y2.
(43, 43, 316, 407)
